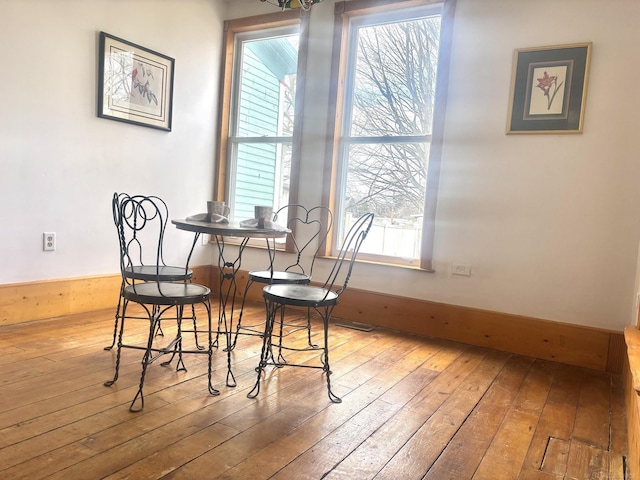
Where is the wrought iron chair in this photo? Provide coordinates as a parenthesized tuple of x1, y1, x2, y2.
(232, 204, 333, 350)
(104, 193, 216, 411)
(105, 193, 202, 351)
(247, 212, 374, 403)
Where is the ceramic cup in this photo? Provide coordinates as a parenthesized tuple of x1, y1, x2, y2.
(207, 201, 230, 221)
(254, 205, 273, 228)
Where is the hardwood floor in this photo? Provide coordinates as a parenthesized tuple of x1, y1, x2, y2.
(0, 304, 628, 479)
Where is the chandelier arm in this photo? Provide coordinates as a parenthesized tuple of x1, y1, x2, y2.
(260, 0, 322, 10)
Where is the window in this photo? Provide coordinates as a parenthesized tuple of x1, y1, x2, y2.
(325, 0, 454, 270)
(216, 12, 307, 223)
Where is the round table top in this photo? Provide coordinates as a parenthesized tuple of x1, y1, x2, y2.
(172, 218, 290, 239)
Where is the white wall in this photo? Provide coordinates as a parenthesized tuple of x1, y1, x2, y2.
(0, 0, 223, 283)
(226, 0, 640, 331)
(429, 0, 640, 330)
(2, 0, 639, 332)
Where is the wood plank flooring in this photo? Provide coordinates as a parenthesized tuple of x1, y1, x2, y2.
(0, 304, 628, 479)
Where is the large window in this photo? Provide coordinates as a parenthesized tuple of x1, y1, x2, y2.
(325, 0, 453, 270)
(216, 12, 307, 223)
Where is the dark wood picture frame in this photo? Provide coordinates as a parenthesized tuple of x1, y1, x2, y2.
(98, 32, 174, 131)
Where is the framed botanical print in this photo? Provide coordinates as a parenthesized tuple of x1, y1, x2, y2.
(507, 43, 591, 134)
(98, 32, 174, 131)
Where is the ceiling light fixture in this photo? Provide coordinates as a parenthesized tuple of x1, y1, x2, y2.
(261, 0, 324, 11)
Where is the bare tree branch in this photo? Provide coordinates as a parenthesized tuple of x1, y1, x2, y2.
(345, 16, 441, 220)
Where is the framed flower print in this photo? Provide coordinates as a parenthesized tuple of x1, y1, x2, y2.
(506, 43, 591, 134)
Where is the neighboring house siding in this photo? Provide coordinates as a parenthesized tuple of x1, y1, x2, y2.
(234, 48, 279, 221)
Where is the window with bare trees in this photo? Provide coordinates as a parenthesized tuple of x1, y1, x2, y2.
(325, 0, 454, 269)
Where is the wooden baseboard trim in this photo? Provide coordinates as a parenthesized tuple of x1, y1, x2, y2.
(624, 327, 640, 478)
(228, 270, 623, 373)
(1, 266, 624, 373)
(337, 287, 624, 373)
(0, 265, 213, 327)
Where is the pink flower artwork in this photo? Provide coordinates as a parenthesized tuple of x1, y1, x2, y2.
(536, 71, 564, 111)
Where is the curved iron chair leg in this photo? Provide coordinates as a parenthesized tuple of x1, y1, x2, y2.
(306, 306, 318, 348)
(129, 311, 159, 412)
(230, 277, 254, 351)
(174, 306, 187, 372)
(160, 305, 187, 372)
(247, 298, 278, 399)
(105, 281, 125, 351)
(203, 301, 219, 396)
(190, 304, 205, 350)
(104, 298, 128, 386)
(154, 320, 165, 338)
(276, 305, 287, 366)
(321, 306, 342, 404)
(212, 299, 223, 350)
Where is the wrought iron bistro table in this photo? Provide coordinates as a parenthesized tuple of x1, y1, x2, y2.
(172, 218, 289, 387)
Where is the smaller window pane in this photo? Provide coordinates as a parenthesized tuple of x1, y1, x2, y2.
(230, 142, 291, 222)
(341, 142, 429, 260)
(349, 15, 441, 137)
(236, 35, 298, 138)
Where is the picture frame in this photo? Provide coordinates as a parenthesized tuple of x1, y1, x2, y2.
(506, 43, 591, 134)
(98, 32, 174, 131)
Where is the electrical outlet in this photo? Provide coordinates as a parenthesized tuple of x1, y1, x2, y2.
(452, 263, 471, 276)
(43, 232, 56, 251)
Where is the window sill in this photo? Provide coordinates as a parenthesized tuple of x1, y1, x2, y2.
(317, 255, 435, 273)
(210, 239, 435, 272)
